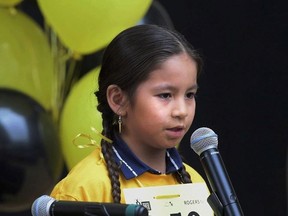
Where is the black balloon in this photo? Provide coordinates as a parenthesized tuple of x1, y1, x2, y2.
(0, 88, 63, 213)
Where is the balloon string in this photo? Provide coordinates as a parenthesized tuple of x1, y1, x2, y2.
(73, 127, 112, 148)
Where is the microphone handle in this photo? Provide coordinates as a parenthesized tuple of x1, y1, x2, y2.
(51, 201, 148, 216)
(51, 201, 106, 216)
(200, 148, 244, 216)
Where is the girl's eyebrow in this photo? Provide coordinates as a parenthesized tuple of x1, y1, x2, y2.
(188, 84, 199, 91)
(153, 83, 199, 91)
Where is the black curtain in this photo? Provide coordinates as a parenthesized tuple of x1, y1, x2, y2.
(158, 0, 287, 215)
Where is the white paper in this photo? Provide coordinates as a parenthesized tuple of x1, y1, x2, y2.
(124, 183, 213, 216)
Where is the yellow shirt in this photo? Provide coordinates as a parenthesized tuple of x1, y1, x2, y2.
(51, 148, 207, 203)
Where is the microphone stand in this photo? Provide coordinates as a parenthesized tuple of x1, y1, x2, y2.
(207, 192, 223, 216)
(207, 192, 244, 216)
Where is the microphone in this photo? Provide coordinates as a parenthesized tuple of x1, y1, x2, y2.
(190, 127, 244, 216)
(31, 195, 148, 216)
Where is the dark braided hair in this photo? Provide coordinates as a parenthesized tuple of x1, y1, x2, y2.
(95, 24, 202, 203)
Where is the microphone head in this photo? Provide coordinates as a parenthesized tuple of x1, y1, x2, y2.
(31, 195, 55, 216)
(190, 127, 218, 155)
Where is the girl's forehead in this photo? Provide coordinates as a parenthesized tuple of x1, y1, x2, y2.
(138, 55, 197, 88)
(150, 54, 196, 75)
(156, 53, 194, 68)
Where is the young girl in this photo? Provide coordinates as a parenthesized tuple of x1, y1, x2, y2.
(51, 24, 207, 204)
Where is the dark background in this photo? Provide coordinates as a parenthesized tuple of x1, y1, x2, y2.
(1, 0, 287, 215)
(157, 0, 287, 215)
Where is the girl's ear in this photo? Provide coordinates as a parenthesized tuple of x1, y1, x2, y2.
(106, 84, 127, 115)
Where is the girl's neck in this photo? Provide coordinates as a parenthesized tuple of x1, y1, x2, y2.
(121, 135, 167, 173)
(140, 150, 167, 173)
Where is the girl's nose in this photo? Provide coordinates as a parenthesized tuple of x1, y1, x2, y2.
(171, 99, 188, 119)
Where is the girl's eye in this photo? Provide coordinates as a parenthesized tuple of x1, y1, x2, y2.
(158, 93, 171, 99)
(186, 92, 196, 99)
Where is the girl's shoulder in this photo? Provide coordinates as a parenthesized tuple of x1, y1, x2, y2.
(64, 147, 108, 181)
(50, 148, 112, 202)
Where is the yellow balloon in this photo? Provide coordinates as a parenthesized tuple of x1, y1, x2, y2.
(60, 67, 103, 170)
(0, 8, 54, 111)
(37, 0, 152, 54)
(0, 0, 22, 7)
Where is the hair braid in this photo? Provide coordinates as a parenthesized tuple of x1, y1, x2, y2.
(176, 165, 193, 184)
(100, 113, 121, 203)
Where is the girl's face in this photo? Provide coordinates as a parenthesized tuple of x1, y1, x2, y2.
(122, 53, 198, 152)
